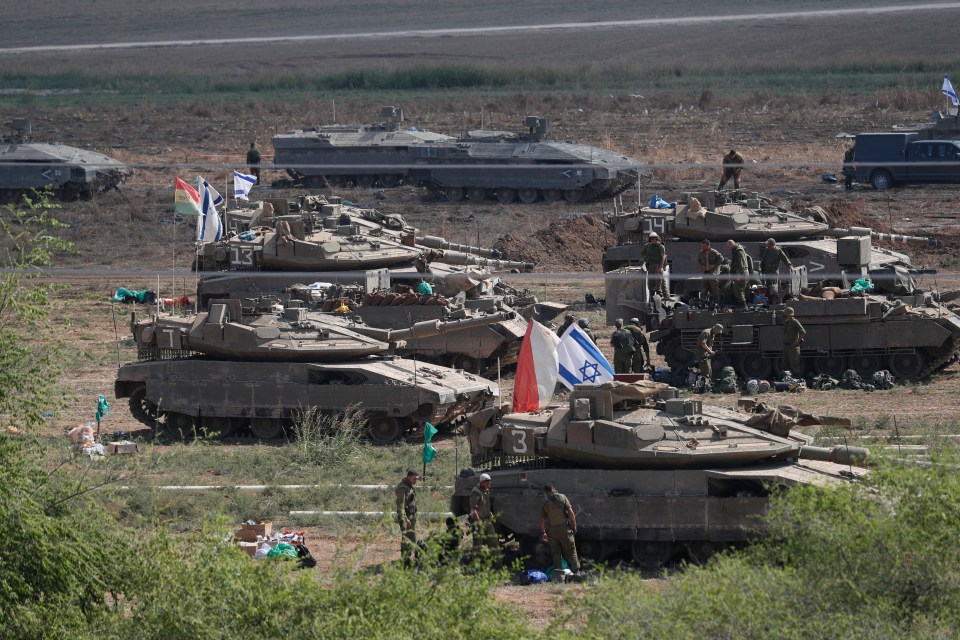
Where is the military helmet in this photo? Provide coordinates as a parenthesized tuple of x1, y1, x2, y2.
(478, 473, 491, 482)
(564, 314, 575, 322)
(615, 318, 624, 327)
(785, 306, 795, 315)
(766, 237, 776, 245)
(578, 318, 590, 327)
(712, 324, 723, 333)
(648, 231, 659, 239)
(629, 317, 640, 325)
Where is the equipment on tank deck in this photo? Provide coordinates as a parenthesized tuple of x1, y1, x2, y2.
(0, 118, 128, 201)
(114, 298, 512, 444)
(450, 382, 867, 569)
(271, 106, 642, 204)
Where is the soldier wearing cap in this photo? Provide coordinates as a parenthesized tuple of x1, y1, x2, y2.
(783, 307, 806, 375)
(626, 318, 651, 372)
(695, 324, 724, 380)
(540, 483, 580, 577)
(395, 469, 419, 565)
(470, 473, 498, 552)
(556, 314, 576, 337)
(758, 238, 792, 304)
(610, 319, 636, 373)
(726, 239, 750, 307)
(718, 148, 745, 190)
(697, 239, 727, 304)
(640, 231, 668, 299)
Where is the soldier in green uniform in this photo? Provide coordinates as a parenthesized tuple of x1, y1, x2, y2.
(842, 144, 856, 190)
(626, 318, 651, 373)
(697, 239, 727, 304)
(610, 319, 636, 374)
(726, 239, 750, 307)
(246, 142, 261, 182)
(718, 148, 745, 190)
(470, 473, 498, 553)
(758, 238, 792, 305)
(577, 318, 595, 342)
(539, 483, 580, 577)
(695, 324, 723, 380)
(640, 232, 668, 299)
(556, 314, 576, 337)
(782, 307, 806, 376)
(394, 469, 419, 565)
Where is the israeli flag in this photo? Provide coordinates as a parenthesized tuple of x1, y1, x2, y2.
(556, 324, 615, 391)
(943, 75, 959, 107)
(234, 170, 257, 200)
(194, 175, 223, 243)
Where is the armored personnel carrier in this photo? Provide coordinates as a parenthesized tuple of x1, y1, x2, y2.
(451, 382, 867, 569)
(0, 118, 127, 201)
(272, 106, 642, 204)
(114, 298, 513, 444)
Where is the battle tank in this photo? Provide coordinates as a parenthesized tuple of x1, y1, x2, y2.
(114, 298, 514, 444)
(450, 381, 867, 569)
(0, 118, 128, 201)
(272, 106, 642, 204)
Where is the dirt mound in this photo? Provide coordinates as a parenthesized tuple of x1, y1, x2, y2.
(823, 198, 893, 232)
(493, 214, 615, 272)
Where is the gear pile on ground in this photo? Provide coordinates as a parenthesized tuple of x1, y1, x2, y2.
(493, 214, 616, 272)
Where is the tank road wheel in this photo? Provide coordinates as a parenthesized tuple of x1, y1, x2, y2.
(496, 189, 518, 204)
(356, 174, 376, 188)
(518, 188, 540, 204)
(737, 353, 773, 380)
(128, 386, 159, 428)
(815, 355, 848, 378)
(888, 352, 927, 380)
(577, 538, 612, 563)
(249, 418, 285, 440)
(660, 338, 696, 371)
(467, 187, 488, 202)
(445, 187, 465, 202)
(165, 413, 196, 439)
(563, 188, 583, 204)
(201, 416, 236, 439)
(542, 189, 563, 203)
(379, 174, 402, 188)
(366, 416, 403, 445)
(326, 175, 348, 187)
(454, 354, 479, 373)
(684, 541, 724, 567)
(871, 170, 894, 191)
(851, 354, 882, 377)
(520, 535, 553, 569)
(305, 175, 326, 188)
(631, 540, 676, 571)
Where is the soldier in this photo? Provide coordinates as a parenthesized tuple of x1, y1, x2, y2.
(394, 469, 419, 566)
(539, 483, 580, 578)
(470, 473, 498, 553)
(758, 238, 793, 305)
(842, 144, 856, 190)
(726, 239, 750, 307)
(782, 307, 806, 376)
(697, 239, 727, 304)
(626, 318, 651, 373)
(640, 231, 668, 299)
(610, 319, 636, 374)
(556, 314, 576, 337)
(695, 324, 724, 380)
(246, 142, 261, 181)
(718, 148, 745, 190)
(577, 318, 595, 342)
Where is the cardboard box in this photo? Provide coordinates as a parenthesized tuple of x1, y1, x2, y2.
(234, 528, 260, 543)
(240, 521, 272, 537)
(237, 541, 258, 557)
(106, 441, 139, 455)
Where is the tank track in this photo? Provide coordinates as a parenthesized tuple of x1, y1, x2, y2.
(918, 333, 960, 379)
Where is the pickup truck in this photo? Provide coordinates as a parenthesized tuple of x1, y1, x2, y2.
(852, 132, 960, 189)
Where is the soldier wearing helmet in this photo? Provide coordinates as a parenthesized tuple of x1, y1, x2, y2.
(695, 324, 724, 380)
(718, 148, 745, 190)
(640, 231, 668, 300)
(577, 317, 595, 341)
(626, 317, 651, 372)
(758, 238, 792, 304)
(556, 313, 576, 337)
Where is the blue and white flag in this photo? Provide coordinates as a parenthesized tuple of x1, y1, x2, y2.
(233, 170, 256, 200)
(194, 175, 223, 243)
(943, 75, 959, 107)
(556, 324, 615, 391)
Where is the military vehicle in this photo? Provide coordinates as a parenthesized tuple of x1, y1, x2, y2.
(272, 106, 642, 204)
(451, 382, 867, 569)
(0, 118, 127, 201)
(114, 298, 514, 444)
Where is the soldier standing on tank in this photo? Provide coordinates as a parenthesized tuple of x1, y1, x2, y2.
(842, 144, 856, 191)
(726, 239, 750, 307)
(697, 239, 727, 304)
(556, 314, 576, 337)
(470, 473, 498, 554)
(626, 318, 651, 373)
(782, 307, 806, 376)
(758, 238, 793, 305)
(246, 142, 261, 182)
(395, 469, 419, 566)
(718, 148, 745, 190)
(577, 318, 595, 342)
(640, 232, 668, 300)
(610, 319, 637, 374)
(695, 324, 723, 380)
(540, 483, 580, 579)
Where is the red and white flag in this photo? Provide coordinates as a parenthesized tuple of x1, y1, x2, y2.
(512, 320, 561, 412)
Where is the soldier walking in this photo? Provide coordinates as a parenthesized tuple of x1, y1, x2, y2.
(726, 239, 750, 307)
(470, 473, 498, 554)
(758, 238, 792, 305)
(718, 148, 745, 190)
(640, 232, 668, 299)
(246, 142, 262, 182)
(394, 469, 419, 566)
(610, 319, 637, 374)
(782, 307, 806, 376)
(697, 239, 727, 304)
(540, 483, 580, 578)
(626, 318, 651, 373)
(695, 324, 724, 381)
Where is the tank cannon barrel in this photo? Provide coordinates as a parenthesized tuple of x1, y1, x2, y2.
(798, 444, 869, 466)
(827, 226, 937, 247)
(429, 250, 534, 272)
(416, 236, 503, 259)
(353, 310, 517, 343)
